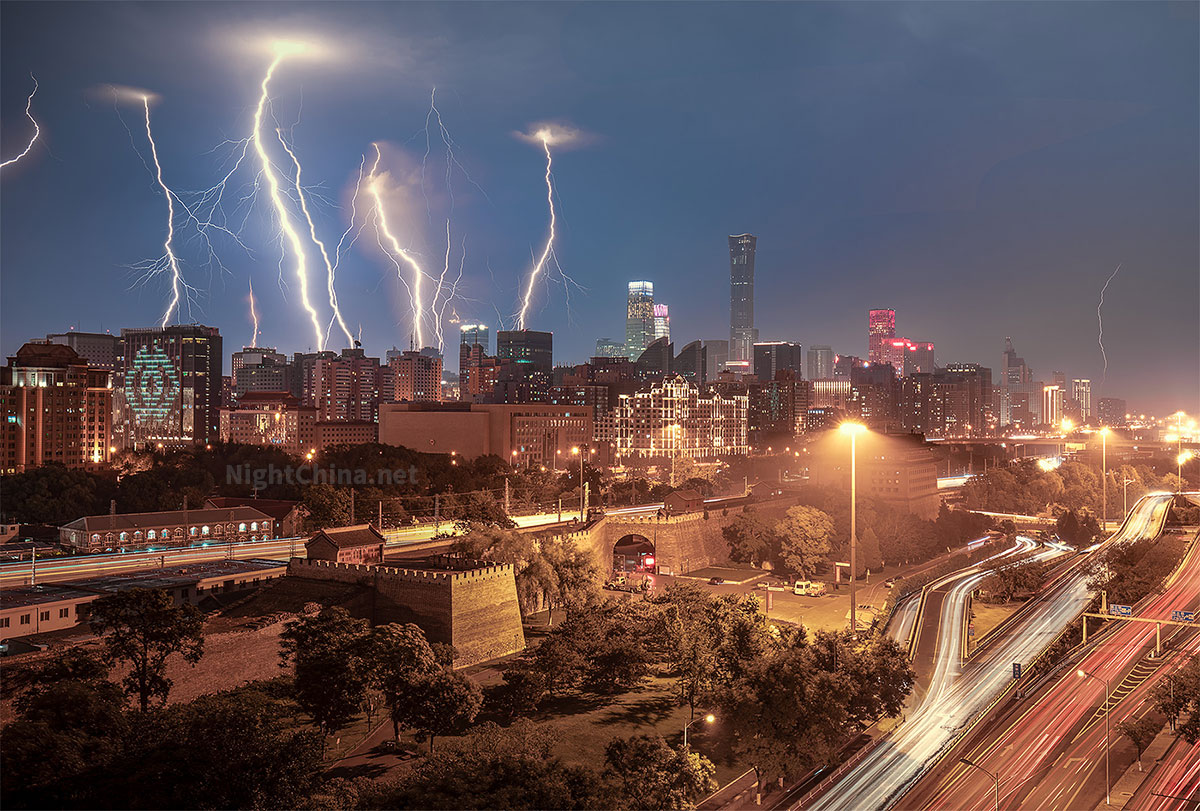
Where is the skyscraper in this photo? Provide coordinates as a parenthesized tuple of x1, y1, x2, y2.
(729, 234, 758, 361)
(1042, 384, 1064, 427)
(625, 281, 655, 359)
(595, 338, 627, 359)
(807, 345, 834, 380)
(121, 324, 222, 448)
(459, 324, 489, 374)
(652, 304, 671, 343)
(1072, 378, 1092, 420)
(867, 309, 896, 365)
(497, 329, 554, 375)
(753, 341, 803, 381)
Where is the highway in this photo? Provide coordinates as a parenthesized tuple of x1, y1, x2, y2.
(806, 493, 1175, 811)
(1131, 734, 1200, 811)
(899, 494, 1191, 811)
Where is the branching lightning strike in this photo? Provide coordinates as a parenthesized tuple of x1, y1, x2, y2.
(276, 128, 355, 347)
(517, 132, 557, 330)
(368, 143, 427, 348)
(250, 49, 326, 351)
(139, 95, 191, 329)
(1, 75, 42, 170)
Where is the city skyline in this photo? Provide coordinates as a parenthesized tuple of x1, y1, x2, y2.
(2, 2, 1197, 414)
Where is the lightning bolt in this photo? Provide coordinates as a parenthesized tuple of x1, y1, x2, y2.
(368, 143, 426, 348)
(248, 278, 261, 347)
(517, 133, 557, 330)
(275, 128, 354, 347)
(1097, 263, 1121, 387)
(1, 75, 41, 170)
(250, 50, 325, 351)
(140, 95, 189, 329)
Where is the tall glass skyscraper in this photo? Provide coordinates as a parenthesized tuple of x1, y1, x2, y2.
(867, 309, 896, 364)
(459, 324, 490, 373)
(626, 281, 655, 359)
(729, 234, 758, 361)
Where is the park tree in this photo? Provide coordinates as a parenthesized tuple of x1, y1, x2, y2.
(127, 687, 324, 809)
(602, 734, 718, 810)
(396, 669, 484, 751)
(301, 483, 353, 530)
(0, 464, 116, 525)
(722, 507, 777, 566)
(776, 505, 834, 578)
(981, 558, 1048, 603)
(1152, 656, 1200, 743)
(279, 607, 370, 740)
(89, 588, 205, 712)
(858, 527, 883, 575)
(364, 623, 443, 741)
(1117, 715, 1163, 771)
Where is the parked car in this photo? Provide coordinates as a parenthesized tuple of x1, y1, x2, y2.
(708, 576, 724, 585)
(793, 580, 829, 597)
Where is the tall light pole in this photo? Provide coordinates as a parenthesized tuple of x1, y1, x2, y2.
(958, 757, 999, 811)
(1123, 477, 1134, 519)
(1077, 668, 1111, 806)
(571, 445, 595, 521)
(839, 422, 867, 635)
(1099, 427, 1109, 532)
(683, 712, 715, 749)
(1177, 451, 1193, 494)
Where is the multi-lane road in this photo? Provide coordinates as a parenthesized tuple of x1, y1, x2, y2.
(900, 494, 1192, 810)
(806, 492, 1177, 811)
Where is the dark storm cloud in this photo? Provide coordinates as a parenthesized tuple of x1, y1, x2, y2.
(1, 1, 1196, 412)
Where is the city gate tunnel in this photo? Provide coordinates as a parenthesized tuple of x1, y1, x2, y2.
(613, 533, 656, 574)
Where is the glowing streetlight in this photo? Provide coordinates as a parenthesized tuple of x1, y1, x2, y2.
(839, 422, 867, 634)
(683, 712, 716, 749)
(1077, 668, 1111, 805)
(1178, 450, 1194, 493)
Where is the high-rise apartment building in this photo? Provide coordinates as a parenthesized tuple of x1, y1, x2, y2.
(459, 325, 489, 375)
(867, 309, 896, 365)
(121, 325, 222, 448)
(807, 345, 834, 380)
(729, 234, 758, 362)
(219, 392, 316, 456)
(230, 347, 293, 402)
(753, 341, 803, 381)
(1042, 384, 1065, 427)
(1072, 379, 1092, 420)
(652, 304, 671, 343)
(1, 343, 113, 474)
(1097, 397, 1127, 427)
(625, 282, 655, 359)
(312, 347, 381, 423)
(382, 348, 443, 403)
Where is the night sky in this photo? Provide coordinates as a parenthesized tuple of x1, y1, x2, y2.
(2, 2, 1196, 413)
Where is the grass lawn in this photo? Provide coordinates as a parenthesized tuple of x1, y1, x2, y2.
(969, 601, 1021, 652)
(335, 673, 747, 786)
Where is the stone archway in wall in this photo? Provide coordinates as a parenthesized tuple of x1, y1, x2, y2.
(613, 533, 655, 575)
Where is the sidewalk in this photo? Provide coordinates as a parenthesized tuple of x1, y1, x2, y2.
(1102, 721, 1178, 809)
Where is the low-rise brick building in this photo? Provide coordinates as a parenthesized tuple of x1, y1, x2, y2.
(305, 524, 385, 564)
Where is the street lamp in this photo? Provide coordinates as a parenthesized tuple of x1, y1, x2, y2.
(1122, 477, 1134, 519)
(683, 712, 715, 749)
(1177, 451, 1193, 494)
(571, 446, 594, 521)
(1077, 668, 1111, 806)
(839, 422, 867, 635)
(958, 757, 999, 811)
(1099, 428, 1109, 532)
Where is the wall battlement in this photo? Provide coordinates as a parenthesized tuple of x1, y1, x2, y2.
(286, 558, 524, 667)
